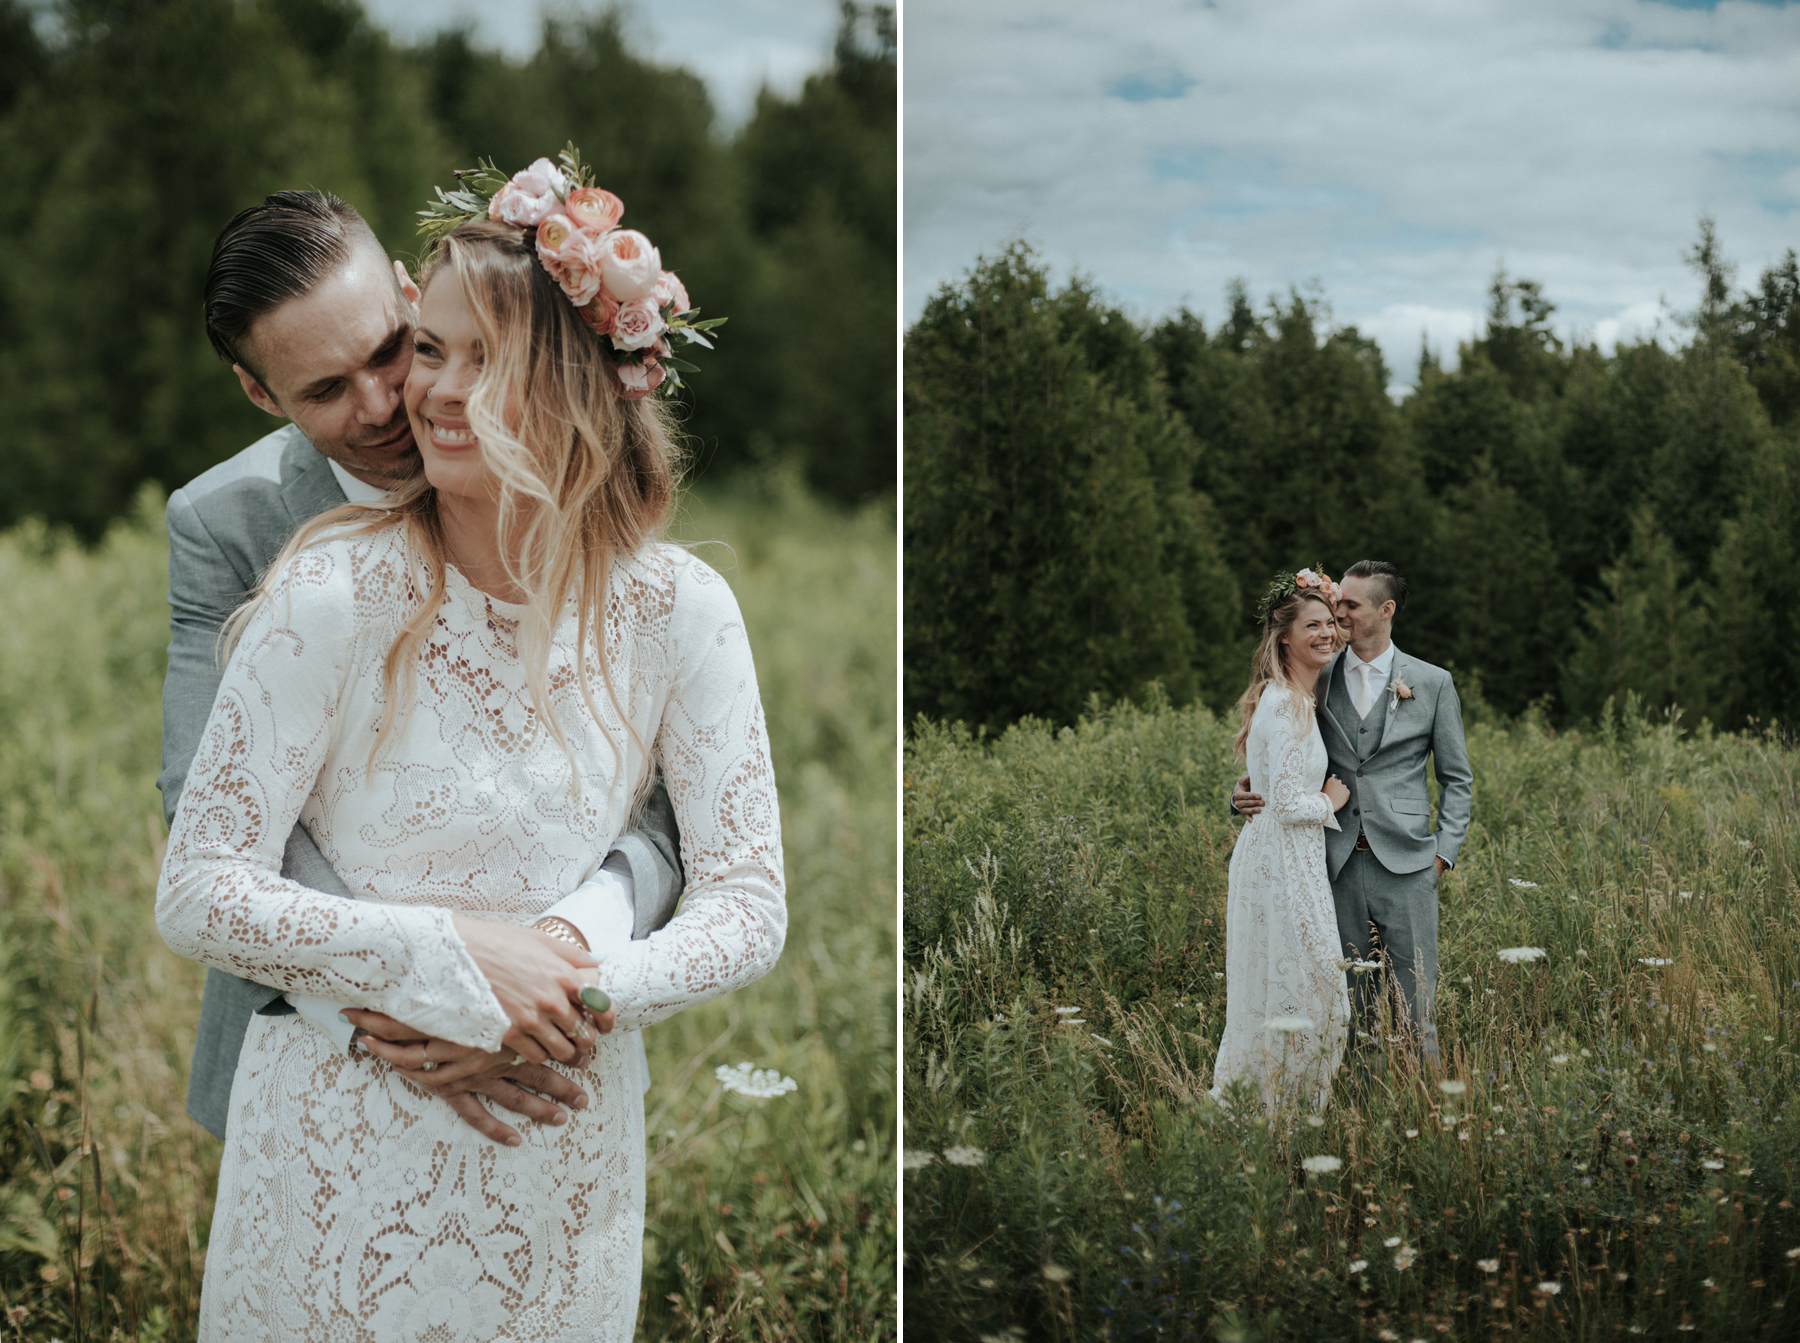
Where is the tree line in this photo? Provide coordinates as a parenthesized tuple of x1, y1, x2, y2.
(0, 0, 895, 538)
(905, 227, 1800, 735)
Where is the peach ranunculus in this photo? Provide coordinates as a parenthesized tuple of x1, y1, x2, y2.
(578, 288, 621, 336)
(599, 230, 661, 302)
(609, 295, 667, 351)
(565, 186, 624, 233)
(653, 270, 691, 314)
(616, 357, 667, 400)
(539, 226, 604, 306)
(535, 210, 577, 255)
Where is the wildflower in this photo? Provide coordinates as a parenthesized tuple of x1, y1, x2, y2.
(1214, 972, 1225, 980)
(1059, 1018, 1087, 1026)
(943, 1146, 986, 1167)
(1702, 1160, 1724, 1171)
(1042, 1263, 1071, 1283)
(1509, 878, 1539, 889)
(902, 1150, 936, 1172)
(1741, 1168, 1754, 1176)
(28, 1071, 51, 1091)
(1551, 1054, 1569, 1065)
(1349, 959, 1381, 974)
(1384, 1236, 1403, 1248)
(1497, 947, 1546, 964)
(1740, 839, 1753, 848)
(1404, 1129, 1419, 1138)
(1393, 1244, 1417, 1270)
(1265, 1015, 1315, 1034)
(1302, 1155, 1343, 1174)
(1786, 1248, 1800, 1260)
(1702, 1277, 1715, 1288)
(1477, 1258, 1500, 1273)
(715, 1062, 798, 1099)
(1538, 1281, 1562, 1295)
(3, 1307, 25, 1326)
(1054, 1006, 1083, 1015)
(1639, 958, 1674, 967)
(1439, 1079, 1467, 1095)
(1575, 947, 1589, 957)
(1348, 1259, 1368, 1274)
(1306, 1114, 1325, 1128)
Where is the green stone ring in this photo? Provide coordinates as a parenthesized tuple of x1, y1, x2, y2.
(580, 986, 611, 1015)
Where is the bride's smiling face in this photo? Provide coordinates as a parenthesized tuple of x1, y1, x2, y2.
(1281, 598, 1339, 675)
(404, 274, 495, 502)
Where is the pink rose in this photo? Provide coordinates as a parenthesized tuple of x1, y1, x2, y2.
(653, 270, 691, 314)
(599, 229, 661, 302)
(579, 289, 620, 336)
(491, 156, 567, 227)
(616, 357, 667, 400)
(566, 186, 624, 232)
(609, 295, 666, 351)
(539, 226, 604, 306)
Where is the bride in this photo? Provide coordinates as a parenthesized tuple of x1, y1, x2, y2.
(1209, 569, 1351, 1111)
(156, 152, 784, 1339)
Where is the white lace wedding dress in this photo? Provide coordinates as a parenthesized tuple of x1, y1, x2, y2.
(1209, 684, 1349, 1111)
(157, 526, 785, 1342)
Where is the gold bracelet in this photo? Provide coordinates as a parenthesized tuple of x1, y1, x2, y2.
(532, 915, 590, 952)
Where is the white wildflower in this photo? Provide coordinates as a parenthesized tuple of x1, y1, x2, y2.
(1059, 1018, 1087, 1026)
(1639, 958, 1674, 967)
(902, 1149, 936, 1172)
(1509, 878, 1539, 889)
(1477, 1258, 1500, 1273)
(1393, 1244, 1417, 1270)
(1214, 972, 1225, 980)
(1302, 1155, 1343, 1174)
(1265, 1016, 1315, 1034)
(1702, 1160, 1724, 1171)
(1349, 959, 1381, 975)
(1306, 1114, 1325, 1128)
(1348, 1258, 1368, 1274)
(1538, 1281, 1562, 1295)
(1439, 1079, 1467, 1095)
(1551, 1054, 1569, 1065)
(943, 1145, 986, 1167)
(1384, 1236, 1403, 1248)
(1054, 1006, 1083, 1015)
(1786, 1247, 1800, 1260)
(715, 1061, 798, 1099)
(1740, 1168, 1754, 1176)
(1497, 947, 1546, 964)
(1703, 1042, 1717, 1053)
(1404, 1129, 1419, 1138)
(1042, 1263, 1071, 1283)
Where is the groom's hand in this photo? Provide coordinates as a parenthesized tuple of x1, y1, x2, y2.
(1232, 774, 1265, 817)
(1435, 857, 1449, 877)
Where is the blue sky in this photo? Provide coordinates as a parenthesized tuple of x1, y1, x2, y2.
(904, 0, 1800, 392)
(360, 0, 841, 128)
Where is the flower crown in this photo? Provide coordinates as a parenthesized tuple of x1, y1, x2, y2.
(1254, 565, 1341, 625)
(417, 143, 725, 400)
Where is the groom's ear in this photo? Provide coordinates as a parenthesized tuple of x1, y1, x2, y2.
(393, 259, 421, 310)
(233, 363, 287, 420)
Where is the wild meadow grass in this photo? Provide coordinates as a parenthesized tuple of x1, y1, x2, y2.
(905, 696, 1800, 1340)
(0, 476, 896, 1342)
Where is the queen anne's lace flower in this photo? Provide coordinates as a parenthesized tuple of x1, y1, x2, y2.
(943, 1146, 986, 1167)
(902, 1150, 936, 1172)
(1301, 1155, 1342, 1174)
(1497, 947, 1546, 964)
(715, 1061, 798, 1100)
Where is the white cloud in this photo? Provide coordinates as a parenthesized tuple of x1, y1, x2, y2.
(904, 0, 1800, 384)
(360, 0, 839, 128)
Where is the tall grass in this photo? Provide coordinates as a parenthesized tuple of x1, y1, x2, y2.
(0, 476, 896, 1341)
(904, 695, 1800, 1340)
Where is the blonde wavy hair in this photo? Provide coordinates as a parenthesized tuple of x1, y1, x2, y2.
(1232, 589, 1341, 759)
(226, 217, 683, 804)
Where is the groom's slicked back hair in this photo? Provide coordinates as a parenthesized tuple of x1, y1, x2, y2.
(1345, 560, 1408, 614)
(204, 190, 376, 384)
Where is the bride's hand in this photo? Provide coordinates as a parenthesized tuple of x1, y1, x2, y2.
(1324, 775, 1351, 811)
(451, 914, 604, 1065)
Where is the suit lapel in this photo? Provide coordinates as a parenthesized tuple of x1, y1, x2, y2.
(1316, 650, 1354, 756)
(278, 428, 349, 530)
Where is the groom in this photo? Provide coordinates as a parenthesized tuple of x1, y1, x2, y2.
(1234, 561, 1473, 1067)
(160, 190, 684, 1144)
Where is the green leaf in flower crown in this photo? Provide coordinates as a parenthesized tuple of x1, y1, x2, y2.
(676, 328, 714, 350)
(688, 317, 728, 332)
(662, 356, 701, 374)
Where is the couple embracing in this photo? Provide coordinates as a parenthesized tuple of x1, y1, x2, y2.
(1208, 561, 1473, 1110)
(154, 152, 783, 1339)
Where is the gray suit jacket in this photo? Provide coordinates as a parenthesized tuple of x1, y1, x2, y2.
(1316, 646, 1473, 879)
(159, 423, 685, 1137)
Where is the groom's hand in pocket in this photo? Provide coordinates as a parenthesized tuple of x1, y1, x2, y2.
(1232, 774, 1265, 817)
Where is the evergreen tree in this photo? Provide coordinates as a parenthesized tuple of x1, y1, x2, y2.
(905, 244, 1236, 731)
(1709, 432, 1800, 728)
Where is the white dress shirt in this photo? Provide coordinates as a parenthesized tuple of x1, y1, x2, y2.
(1342, 641, 1396, 717)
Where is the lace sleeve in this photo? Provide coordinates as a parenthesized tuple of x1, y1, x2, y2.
(153, 549, 511, 1051)
(1264, 690, 1336, 829)
(588, 560, 786, 1031)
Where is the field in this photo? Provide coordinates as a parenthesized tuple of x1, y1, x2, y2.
(904, 695, 1800, 1340)
(0, 476, 896, 1341)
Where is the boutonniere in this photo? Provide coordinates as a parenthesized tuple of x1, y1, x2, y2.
(1388, 675, 1414, 714)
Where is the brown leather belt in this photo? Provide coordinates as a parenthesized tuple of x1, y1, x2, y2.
(1353, 833, 1371, 851)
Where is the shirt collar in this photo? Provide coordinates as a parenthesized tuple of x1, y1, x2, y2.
(326, 458, 394, 505)
(1344, 641, 1396, 678)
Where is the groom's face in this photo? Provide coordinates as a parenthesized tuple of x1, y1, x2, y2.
(1335, 576, 1395, 645)
(234, 239, 424, 488)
